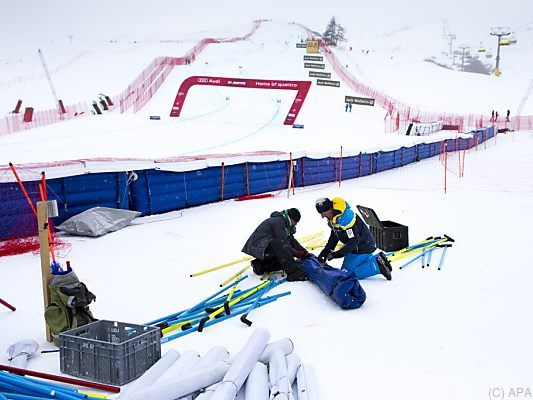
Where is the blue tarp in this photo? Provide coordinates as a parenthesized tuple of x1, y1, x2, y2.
(302, 256, 366, 309)
(0, 126, 495, 241)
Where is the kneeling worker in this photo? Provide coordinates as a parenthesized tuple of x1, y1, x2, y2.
(315, 197, 392, 280)
(242, 208, 308, 282)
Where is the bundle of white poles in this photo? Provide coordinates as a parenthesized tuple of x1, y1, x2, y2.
(118, 327, 318, 400)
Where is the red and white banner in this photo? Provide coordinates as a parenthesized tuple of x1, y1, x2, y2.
(170, 76, 311, 125)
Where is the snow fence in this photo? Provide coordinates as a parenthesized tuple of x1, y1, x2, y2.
(0, 126, 494, 243)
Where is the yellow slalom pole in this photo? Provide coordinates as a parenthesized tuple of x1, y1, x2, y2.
(388, 238, 448, 263)
(386, 237, 439, 259)
(220, 264, 250, 287)
(226, 277, 240, 302)
(79, 392, 108, 399)
(162, 316, 202, 335)
(190, 255, 253, 277)
(203, 280, 270, 323)
(297, 231, 323, 244)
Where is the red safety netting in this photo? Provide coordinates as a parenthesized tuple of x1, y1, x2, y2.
(0, 166, 70, 258)
(0, 21, 263, 135)
(293, 22, 533, 134)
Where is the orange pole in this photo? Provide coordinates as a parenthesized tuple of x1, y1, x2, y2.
(8, 162, 37, 217)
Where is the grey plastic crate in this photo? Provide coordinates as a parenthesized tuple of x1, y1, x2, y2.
(60, 320, 161, 385)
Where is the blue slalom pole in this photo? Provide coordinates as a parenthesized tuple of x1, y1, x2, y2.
(399, 247, 434, 270)
(161, 294, 288, 344)
(0, 373, 81, 400)
(1, 393, 58, 400)
(163, 290, 291, 331)
(145, 275, 248, 325)
(240, 277, 278, 326)
(0, 380, 38, 397)
(426, 246, 435, 268)
(438, 246, 449, 270)
(5, 374, 85, 399)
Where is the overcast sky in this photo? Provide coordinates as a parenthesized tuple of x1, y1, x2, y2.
(2, 0, 532, 48)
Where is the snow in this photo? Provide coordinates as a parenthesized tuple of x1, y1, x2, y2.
(1, 1, 533, 399)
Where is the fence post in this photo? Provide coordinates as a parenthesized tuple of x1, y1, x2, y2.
(443, 142, 447, 194)
(221, 162, 225, 201)
(338, 146, 343, 187)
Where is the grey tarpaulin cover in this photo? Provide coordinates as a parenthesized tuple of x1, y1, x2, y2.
(57, 207, 141, 237)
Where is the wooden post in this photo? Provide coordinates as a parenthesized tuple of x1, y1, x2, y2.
(287, 153, 293, 198)
(37, 201, 52, 342)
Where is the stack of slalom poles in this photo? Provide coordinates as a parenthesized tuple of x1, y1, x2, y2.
(384, 235, 455, 271)
(146, 275, 291, 344)
(189, 232, 326, 285)
(0, 369, 114, 399)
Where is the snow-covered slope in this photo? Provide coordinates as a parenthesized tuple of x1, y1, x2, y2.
(1, 2, 533, 399)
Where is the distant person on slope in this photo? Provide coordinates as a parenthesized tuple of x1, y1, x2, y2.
(242, 208, 308, 281)
(315, 197, 392, 280)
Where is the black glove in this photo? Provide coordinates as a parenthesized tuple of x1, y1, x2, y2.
(317, 249, 330, 263)
(327, 251, 340, 261)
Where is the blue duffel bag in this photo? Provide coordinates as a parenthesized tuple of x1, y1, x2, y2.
(302, 255, 366, 309)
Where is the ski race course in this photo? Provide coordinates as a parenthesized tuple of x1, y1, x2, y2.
(1, 7, 533, 400)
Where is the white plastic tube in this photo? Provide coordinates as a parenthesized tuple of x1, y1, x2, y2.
(177, 346, 229, 400)
(296, 364, 319, 400)
(119, 349, 180, 398)
(195, 382, 220, 400)
(244, 362, 268, 400)
(258, 338, 294, 363)
(123, 362, 230, 400)
(154, 349, 200, 384)
(268, 348, 290, 400)
(286, 353, 302, 386)
(209, 327, 271, 400)
(286, 353, 302, 400)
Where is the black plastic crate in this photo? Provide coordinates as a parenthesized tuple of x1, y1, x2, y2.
(60, 320, 161, 385)
(357, 205, 408, 252)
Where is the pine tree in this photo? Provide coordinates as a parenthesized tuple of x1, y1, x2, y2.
(334, 24, 346, 45)
(322, 17, 347, 46)
(323, 17, 337, 46)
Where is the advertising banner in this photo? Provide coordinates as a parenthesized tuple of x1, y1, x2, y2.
(309, 71, 331, 78)
(304, 62, 325, 69)
(170, 76, 311, 125)
(317, 79, 340, 87)
(306, 40, 319, 54)
(345, 96, 375, 106)
(304, 55, 323, 61)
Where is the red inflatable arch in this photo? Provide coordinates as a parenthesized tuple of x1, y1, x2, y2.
(170, 76, 311, 125)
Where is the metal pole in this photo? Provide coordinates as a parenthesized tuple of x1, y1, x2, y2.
(37, 49, 62, 113)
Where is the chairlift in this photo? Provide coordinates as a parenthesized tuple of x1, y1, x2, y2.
(486, 51, 493, 59)
(508, 35, 517, 44)
(499, 39, 510, 46)
(478, 47, 486, 53)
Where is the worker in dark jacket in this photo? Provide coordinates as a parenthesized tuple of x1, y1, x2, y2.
(242, 208, 308, 281)
(315, 197, 392, 280)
